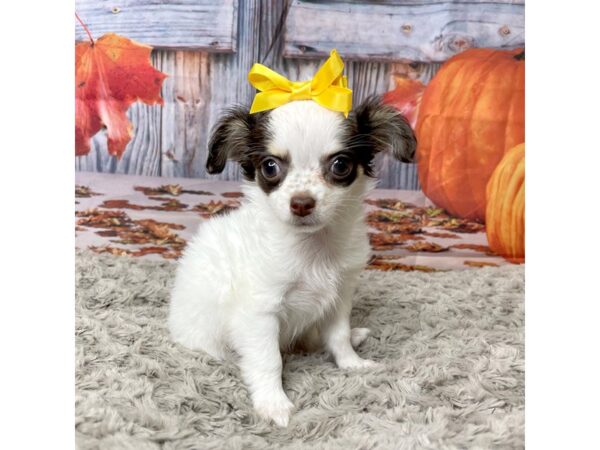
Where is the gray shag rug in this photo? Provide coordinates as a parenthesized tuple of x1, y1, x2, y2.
(75, 252, 524, 450)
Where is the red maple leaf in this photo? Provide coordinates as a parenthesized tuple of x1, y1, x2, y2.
(75, 32, 167, 158)
(382, 77, 426, 129)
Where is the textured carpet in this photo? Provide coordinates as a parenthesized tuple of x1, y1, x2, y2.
(75, 252, 524, 449)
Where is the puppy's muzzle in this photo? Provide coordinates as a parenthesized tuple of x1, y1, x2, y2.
(290, 194, 316, 217)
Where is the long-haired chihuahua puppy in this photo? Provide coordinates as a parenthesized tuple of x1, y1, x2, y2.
(169, 95, 415, 426)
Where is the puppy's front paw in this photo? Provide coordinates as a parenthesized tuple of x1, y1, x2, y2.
(253, 392, 294, 427)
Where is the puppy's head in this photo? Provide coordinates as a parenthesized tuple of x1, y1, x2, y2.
(207, 97, 416, 231)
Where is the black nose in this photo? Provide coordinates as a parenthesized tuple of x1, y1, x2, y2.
(290, 194, 316, 217)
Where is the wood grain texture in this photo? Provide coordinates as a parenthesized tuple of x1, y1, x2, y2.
(285, 0, 524, 62)
(75, 0, 238, 51)
(159, 51, 211, 178)
(201, 0, 262, 181)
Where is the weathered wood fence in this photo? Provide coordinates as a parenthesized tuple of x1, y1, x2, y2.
(75, 0, 524, 189)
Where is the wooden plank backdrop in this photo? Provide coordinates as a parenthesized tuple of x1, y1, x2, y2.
(75, 0, 525, 190)
(74, 0, 238, 51)
(285, 0, 524, 62)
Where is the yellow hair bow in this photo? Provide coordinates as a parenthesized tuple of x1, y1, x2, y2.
(247, 49, 352, 117)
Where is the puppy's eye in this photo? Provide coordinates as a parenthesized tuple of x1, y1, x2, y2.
(330, 156, 353, 179)
(261, 158, 281, 181)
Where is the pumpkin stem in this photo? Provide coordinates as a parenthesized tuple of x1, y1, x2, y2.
(514, 50, 525, 61)
(75, 12, 95, 47)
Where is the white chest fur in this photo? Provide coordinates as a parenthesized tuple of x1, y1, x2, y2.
(276, 227, 368, 347)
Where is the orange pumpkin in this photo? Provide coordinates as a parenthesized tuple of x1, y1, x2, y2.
(415, 48, 525, 221)
(485, 143, 524, 262)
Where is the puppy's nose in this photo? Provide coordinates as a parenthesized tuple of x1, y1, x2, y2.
(290, 194, 316, 217)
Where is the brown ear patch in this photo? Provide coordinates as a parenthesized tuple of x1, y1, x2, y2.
(206, 107, 272, 179)
(345, 96, 417, 173)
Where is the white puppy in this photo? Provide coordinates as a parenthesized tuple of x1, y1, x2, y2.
(168, 97, 416, 426)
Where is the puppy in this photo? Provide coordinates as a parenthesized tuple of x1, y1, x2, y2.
(168, 97, 416, 426)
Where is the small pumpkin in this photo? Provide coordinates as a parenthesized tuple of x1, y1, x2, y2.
(415, 48, 525, 221)
(485, 143, 525, 262)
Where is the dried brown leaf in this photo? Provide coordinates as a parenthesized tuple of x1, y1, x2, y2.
(194, 200, 241, 218)
(464, 261, 499, 268)
(451, 243, 496, 255)
(76, 209, 132, 229)
(369, 221, 422, 234)
(422, 231, 461, 239)
(134, 185, 214, 197)
(222, 191, 244, 198)
(368, 258, 438, 272)
(369, 232, 424, 250)
(75, 185, 102, 198)
(405, 241, 449, 253)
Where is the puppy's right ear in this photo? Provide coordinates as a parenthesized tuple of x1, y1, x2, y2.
(206, 107, 256, 175)
(351, 96, 417, 164)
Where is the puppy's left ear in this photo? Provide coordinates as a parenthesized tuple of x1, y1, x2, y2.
(350, 96, 417, 163)
(207, 106, 273, 180)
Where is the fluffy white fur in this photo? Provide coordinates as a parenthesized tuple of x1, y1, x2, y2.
(169, 101, 398, 427)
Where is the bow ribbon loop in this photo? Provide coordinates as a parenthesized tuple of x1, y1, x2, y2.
(248, 49, 352, 117)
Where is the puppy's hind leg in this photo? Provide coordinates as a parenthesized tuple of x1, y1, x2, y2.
(295, 325, 370, 352)
(350, 327, 371, 348)
(230, 312, 294, 427)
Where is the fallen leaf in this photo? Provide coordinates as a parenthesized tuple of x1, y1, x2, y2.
(451, 243, 497, 255)
(147, 197, 189, 211)
(100, 198, 188, 211)
(76, 33, 168, 158)
(368, 258, 438, 272)
(367, 210, 415, 223)
(439, 219, 485, 234)
(183, 189, 215, 196)
(76, 209, 132, 228)
(95, 230, 118, 237)
(135, 219, 185, 231)
(164, 184, 182, 196)
(194, 200, 241, 218)
(75, 185, 102, 198)
(134, 185, 214, 197)
(464, 261, 499, 268)
(369, 221, 423, 234)
(77, 208, 186, 258)
(222, 191, 245, 198)
(369, 232, 423, 250)
(421, 231, 460, 239)
(369, 254, 405, 261)
(425, 207, 445, 218)
(135, 184, 180, 196)
(100, 199, 145, 210)
(364, 198, 413, 211)
(114, 219, 186, 248)
(405, 242, 449, 253)
(89, 245, 132, 257)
